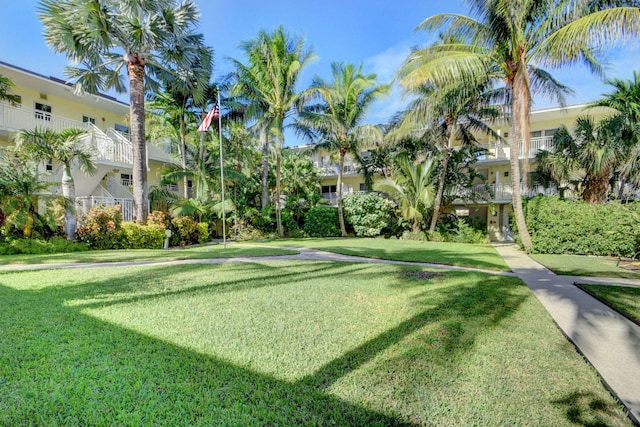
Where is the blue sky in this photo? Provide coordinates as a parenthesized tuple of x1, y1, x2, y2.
(1, 0, 639, 145)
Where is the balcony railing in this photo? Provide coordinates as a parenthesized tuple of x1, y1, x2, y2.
(476, 136, 554, 161)
(315, 161, 360, 177)
(455, 183, 582, 203)
(0, 102, 85, 133)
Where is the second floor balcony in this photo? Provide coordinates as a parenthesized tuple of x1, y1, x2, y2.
(476, 136, 554, 162)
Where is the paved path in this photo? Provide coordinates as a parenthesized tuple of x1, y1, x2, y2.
(492, 244, 640, 425)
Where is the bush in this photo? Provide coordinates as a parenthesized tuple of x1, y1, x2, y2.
(431, 215, 489, 244)
(76, 205, 126, 250)
(303, 207, 340, 237)
(343, 193, 394, 237)
(525, 196, 640, 257)
(121, 222, 166, 249)
(0, 237, 88, 255)
(170, 216, 209, 246)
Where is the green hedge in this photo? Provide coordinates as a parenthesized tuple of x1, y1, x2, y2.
(525, 196, 640, 257)
(343, 192, 394, 237)
(303, 207, 340, 237)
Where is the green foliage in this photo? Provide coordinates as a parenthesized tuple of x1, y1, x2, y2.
(525, 196, 640, 257)
(170, 216, 209, 246)
(121, 222, 166, 249)
(303, 207, 341, 237)
(76, 205, 126, 250)
(430, 215, 489, 244)
(343, 192, 394, 237)
(0, 237, 88, 255)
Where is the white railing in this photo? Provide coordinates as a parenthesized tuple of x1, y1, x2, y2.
(457, 183, 580, 203)
(106, 175, 133, 199)
(105, 128, 133, 164)
(321, 190, 370, 207)
(0, 102, 85, 133)
(477, 136, 554, 161)
(76, 194, 134, 223)
(317, 161, 360, 177)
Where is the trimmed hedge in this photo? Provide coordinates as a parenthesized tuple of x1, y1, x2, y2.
(303, 207, 340, 237)
(525, 196, 640, 257)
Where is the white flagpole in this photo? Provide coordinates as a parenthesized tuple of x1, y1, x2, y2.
(217, 86, 226, 248)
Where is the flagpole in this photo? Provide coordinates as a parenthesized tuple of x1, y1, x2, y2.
(217, 86, 226, 248)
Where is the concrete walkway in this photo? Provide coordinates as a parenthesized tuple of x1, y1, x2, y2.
(493, 244, 640, 425)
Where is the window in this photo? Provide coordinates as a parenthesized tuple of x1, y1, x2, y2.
(359, 183, 367, 191)
(82, 115, 96, 125)
(45, 158, 53, 172)
(120, 173, 132, 187)
(115, 123, 129, 134)
(543, 128, 559, 137)
(35, 102, 52, 121)
(530, 130, 542, 138)
(322, 185, 337, 194)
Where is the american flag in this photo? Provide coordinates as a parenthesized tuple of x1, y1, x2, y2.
(197, 103, 220, 132)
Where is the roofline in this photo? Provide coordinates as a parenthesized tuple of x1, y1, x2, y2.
(0, 60, 129, 108)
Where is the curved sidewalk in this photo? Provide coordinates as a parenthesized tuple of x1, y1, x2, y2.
(493, 244, 640, 425)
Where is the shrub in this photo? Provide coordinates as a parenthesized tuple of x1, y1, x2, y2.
(343, 193, 394, 237)
(303, 207, 340, 237)
(525, 196, 640, 257)
(0, 237, 88, 255)
(195, 222, 210, 244)
(121, 222, 166, 249)
(76, 205, 125, 249)
(169, 216, 209, 246)
(432, 215, 489, 244)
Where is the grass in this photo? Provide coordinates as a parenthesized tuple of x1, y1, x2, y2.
(0, 259, 631, 426)
(245, 238, 511, 272)
(0, 245, 297, 266)
(529, 253, 640, 279)
(577, 283, 640, 324)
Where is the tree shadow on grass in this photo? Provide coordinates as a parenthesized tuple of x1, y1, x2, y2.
(0, 283, 413, 426)
(551, 391, 630, 427)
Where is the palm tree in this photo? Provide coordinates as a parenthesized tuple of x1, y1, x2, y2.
(0, 74, 21, 105)
(15, 127, 96, 239)
(590, 71, 640, 199)
(396, 80, 500, 234)
(299, 62, 389, 236)
(397, 0, 640, 249)
(230, 26, 315, 237)
(373, 152, 436, 234)
(39, 0, 205, 222)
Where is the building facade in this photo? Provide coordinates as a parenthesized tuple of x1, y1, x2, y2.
(0, 61, 179, 222)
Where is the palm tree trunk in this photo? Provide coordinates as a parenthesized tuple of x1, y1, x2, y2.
(337, 151, 347, 237)
(180, 117, 189, 199)
(61, 162, 76, 240)
(128, 60, 148, 223)
(260, 125, 269, 209)
(429, 128, 454, 234)
(275, 148, 283, 237)
(510, 69, 533, 249)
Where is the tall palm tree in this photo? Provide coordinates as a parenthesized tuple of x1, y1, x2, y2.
(230, 26, 315, 237)
(15, 127, 96, 239)
(373, 152, 436, 234)
(397, 0, 640, 249)
(39, 0, 205, 222)
(299, 62, 389, 236)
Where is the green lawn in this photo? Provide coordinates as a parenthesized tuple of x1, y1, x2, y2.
(0, 245, 297, 266)
(0, 260, 631, 425)
(530, 253, 640, 279)
(247, 238, 511, 271)
(577, 284, 640, 324)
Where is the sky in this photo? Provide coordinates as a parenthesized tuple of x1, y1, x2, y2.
(1, 0, 639, 146)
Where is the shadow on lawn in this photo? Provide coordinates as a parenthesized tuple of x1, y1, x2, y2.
(0, 282, 413, 426)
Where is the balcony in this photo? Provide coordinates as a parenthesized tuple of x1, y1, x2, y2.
(476, 136, 554, 162)
(315, 161, 360, 177)
(454, 183, 580, 204)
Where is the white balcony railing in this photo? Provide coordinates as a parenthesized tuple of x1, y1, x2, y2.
(476, 136, 554, 161)
(0, 102, 85, 133)
(455, 183, 582, 203)
(76, 195, 134, 223)
(316, 161, 360, 177)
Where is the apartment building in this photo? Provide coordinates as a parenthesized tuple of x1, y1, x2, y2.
(0, 61, 179, 222)
(302, 103, 615, 241)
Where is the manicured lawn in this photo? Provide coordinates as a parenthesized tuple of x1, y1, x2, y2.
(0, 260, 631, 425)
(248, 238, 511, 271)
(577, 284, 640, 324)
(0, 245, 297, 266)
(530, 253, 640, 279)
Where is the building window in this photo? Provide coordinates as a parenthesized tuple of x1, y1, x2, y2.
(45, 158, 53, 171)
(35, 102, 52, 121)
(359, 183, 367, 191)
(530, 130, 542, 138)
(115, 123, 129, 134)
(543, 128, 559, 137)
(322, 185, 337, 194)
(120, 173, 132, 187)
(82, 115, 96, 125)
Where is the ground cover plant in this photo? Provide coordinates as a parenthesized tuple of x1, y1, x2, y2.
(251, 238, 511, 271)
(0, 260, 631, 425)
(530, 253, 640, 279)
(0, 245, 297, 266)
(577, 284, 640, 324)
